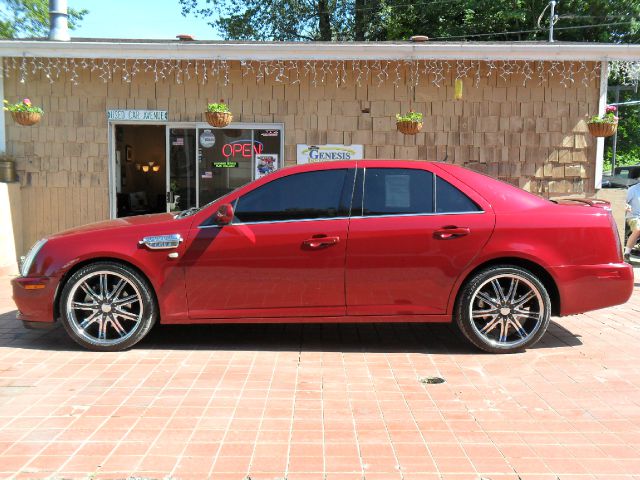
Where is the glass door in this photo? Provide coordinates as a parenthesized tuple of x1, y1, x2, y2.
(197, 127, 253, 206)
(167, 128, 197, 213)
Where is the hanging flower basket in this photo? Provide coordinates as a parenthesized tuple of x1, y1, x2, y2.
(396, 111, 423, 135)
(4, 98, 43, 126)
(587, 121, 617, 138)
(11, 111, 42, 126)
(587, 105, 618, 138)
(205, 100, 232, 128)
(205, 111, 232, 128)
(397, 120, 423, 135)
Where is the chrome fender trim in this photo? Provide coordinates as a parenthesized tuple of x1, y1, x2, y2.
(138, 234, 183, 250)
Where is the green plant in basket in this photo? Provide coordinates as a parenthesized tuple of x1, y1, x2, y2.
(587, 105, 618, 138)
(207, 101, 231, 113)
(396, 110, 423, 135)
(588, 105, 618, 124)
(396, 111, 423, 123)
(4, 98, 44, 114)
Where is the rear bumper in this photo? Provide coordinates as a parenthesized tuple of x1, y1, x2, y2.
(11, 276, 57, 324)
(551, 263, 634, 316)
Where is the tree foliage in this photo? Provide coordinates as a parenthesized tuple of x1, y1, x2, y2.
(0, 0, 87, 39)
(179, 0, 640, 42)
(604, 89, 640, 173)
(379, 0, 640, 42)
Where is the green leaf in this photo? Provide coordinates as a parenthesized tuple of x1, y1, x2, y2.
(396, 111, 423, 122)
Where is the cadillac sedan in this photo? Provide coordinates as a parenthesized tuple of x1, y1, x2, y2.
(12, 160, 634, 353)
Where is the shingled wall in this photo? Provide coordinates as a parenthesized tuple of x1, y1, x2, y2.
(4, 60, 600, 255)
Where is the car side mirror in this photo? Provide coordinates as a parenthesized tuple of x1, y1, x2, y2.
(215, 203, 234, 225)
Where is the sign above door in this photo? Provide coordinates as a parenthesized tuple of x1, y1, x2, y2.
(107, 110, 168, 121)
(297, 144, 364, 164)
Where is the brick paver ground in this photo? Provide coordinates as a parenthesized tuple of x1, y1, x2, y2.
(0, 271, 639, 480)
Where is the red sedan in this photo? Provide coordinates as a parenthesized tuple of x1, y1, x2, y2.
(12, 160, 634, 353)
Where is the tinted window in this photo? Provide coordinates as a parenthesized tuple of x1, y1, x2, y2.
(234, 169, 349, 222)
(435, 177, 480, 213)
(363, 168, 434, 216)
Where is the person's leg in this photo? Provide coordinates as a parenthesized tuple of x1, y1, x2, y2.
(625, 218, 640, 260)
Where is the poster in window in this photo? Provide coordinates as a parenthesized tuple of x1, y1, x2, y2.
(255, 154, 278, 179)
(385, 175, 411, 208)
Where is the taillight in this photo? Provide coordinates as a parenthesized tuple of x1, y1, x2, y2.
(608, 212, 623, 262)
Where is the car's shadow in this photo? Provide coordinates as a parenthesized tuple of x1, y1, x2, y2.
(0, 309, 582, 353)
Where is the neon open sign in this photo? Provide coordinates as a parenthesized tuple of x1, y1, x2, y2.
(222, 139, 264, 158)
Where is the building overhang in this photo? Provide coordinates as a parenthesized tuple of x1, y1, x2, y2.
(0, 39, 639, 61)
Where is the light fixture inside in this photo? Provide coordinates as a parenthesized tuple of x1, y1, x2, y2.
(142, 165, 150, 173)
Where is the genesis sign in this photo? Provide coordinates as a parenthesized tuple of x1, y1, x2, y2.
(297, 144, 364, 164)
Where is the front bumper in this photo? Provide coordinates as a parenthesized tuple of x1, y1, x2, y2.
(11, 276, 58, 324)
(551, 262, 634, 316)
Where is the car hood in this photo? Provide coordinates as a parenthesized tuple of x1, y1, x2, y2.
(48, 213, 177, 239)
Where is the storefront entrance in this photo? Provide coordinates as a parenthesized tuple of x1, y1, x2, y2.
(111, 123, 283, 218)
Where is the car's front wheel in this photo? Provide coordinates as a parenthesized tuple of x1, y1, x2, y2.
(455, 265, 551, 353)
(59, 261, 157, 351)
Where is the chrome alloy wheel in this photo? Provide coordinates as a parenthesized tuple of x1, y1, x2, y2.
(468, 273, 545, 349)
(65, 270, 144, 346)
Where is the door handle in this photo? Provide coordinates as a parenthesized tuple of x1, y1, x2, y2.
(433, 226, 470, 240)
(302, 235, 340, 249)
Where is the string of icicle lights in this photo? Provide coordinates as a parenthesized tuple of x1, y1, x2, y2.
(4, 57, 637, 89)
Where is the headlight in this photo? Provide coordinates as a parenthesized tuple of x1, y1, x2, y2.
(20, 238, 48, 277)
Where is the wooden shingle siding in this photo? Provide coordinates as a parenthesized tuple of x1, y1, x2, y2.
(4, 60, 599, 254)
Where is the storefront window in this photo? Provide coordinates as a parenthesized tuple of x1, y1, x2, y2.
(198, 127, 282, 205)
(113, 123, 282, 217)
(198, 128, 252, 206)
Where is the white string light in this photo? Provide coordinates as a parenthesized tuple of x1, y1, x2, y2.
(0, 57, 625, 91)
(610, 61, 640, 87)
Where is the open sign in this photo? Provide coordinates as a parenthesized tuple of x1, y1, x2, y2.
(221, 139, 264, 158)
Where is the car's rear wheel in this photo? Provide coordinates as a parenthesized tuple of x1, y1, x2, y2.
(455, 265, 551, 353)
(59, 261, 157, 351)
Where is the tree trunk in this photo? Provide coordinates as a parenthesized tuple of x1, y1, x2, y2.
(355, 0, 365, 41)
(318, 0, 332, 40)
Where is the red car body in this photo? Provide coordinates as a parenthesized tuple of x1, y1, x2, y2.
(12, 160, 634, 333)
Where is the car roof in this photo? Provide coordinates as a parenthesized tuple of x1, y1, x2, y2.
(271, 160, 549, 213)
(278, 159, 438, 172)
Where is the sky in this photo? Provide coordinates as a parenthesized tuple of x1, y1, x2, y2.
(68, 0, 222, 40)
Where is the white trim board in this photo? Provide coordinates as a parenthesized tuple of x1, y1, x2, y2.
(594, 60, 609, 190)
(0, 56, 5, 153)
(1, 40, 640, 61)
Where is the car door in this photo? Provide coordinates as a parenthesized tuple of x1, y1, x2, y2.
(346, 165, 495, 316)
(183, 168, 355, 319)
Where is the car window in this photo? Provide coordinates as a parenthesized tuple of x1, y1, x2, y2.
(435, 176, 480, 213)
(234, 169, 349, 223)
(363, 168, 434, 216)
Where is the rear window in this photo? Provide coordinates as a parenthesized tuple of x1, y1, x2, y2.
(436, 177, 480, 213)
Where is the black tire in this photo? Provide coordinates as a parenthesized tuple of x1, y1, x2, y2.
(59, 261, 157, 351)
(455, 265, 551, 354)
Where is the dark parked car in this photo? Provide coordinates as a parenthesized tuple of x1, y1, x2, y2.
(601, 164, 640, 188)
(615, 164, 640, 179)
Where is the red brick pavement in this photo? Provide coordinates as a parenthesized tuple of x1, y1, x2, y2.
(0, 271, 639, 480)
